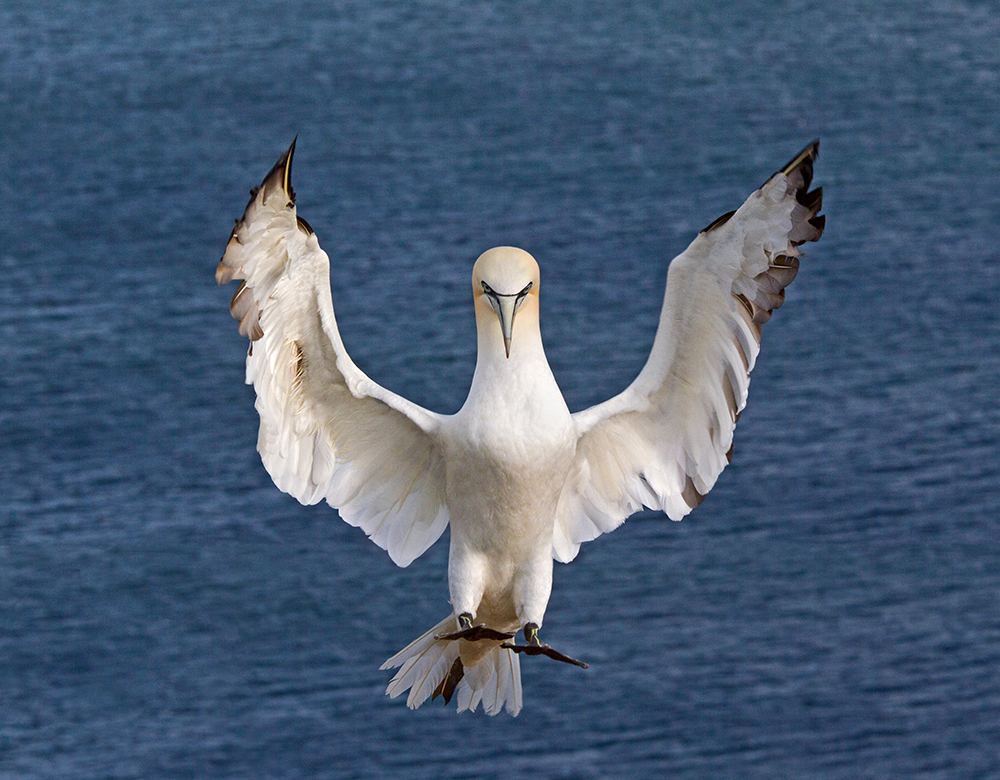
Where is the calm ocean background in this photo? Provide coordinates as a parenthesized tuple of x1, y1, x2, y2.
(2, 0, 999, 777)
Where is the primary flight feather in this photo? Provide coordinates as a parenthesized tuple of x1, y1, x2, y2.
(217, 139, 824, 715)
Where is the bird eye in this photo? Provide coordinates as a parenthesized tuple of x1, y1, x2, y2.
(517, 282, 533, 297)
(481, 281, 495, 295)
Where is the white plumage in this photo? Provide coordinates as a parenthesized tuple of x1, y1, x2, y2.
(217, 139, 824, 716)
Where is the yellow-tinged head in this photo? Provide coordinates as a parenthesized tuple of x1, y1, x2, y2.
(471, 247, 541, 359)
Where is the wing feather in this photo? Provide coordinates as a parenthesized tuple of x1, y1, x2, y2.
(554, 141, 824, 562)
(217, 140, 449, 567)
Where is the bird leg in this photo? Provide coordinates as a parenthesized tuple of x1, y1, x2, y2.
(502, 623, 589, 668)
(434, 612, 516, 642)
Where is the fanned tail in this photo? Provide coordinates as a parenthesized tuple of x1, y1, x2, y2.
(381, 616, 523, 716)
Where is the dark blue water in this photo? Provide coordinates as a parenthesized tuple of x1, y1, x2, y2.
(2, 1, 999, 777)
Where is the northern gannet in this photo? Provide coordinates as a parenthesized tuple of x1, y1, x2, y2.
(216, 139, 824, 716)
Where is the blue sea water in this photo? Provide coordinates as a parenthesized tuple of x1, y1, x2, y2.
(2, 0, 999, 777)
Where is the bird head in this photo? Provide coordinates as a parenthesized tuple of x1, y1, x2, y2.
(472, 247, 541, 359)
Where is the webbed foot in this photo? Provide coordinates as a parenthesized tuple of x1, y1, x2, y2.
(432, 657, 465, 704)
(435, 612, 516, 642)
(502, 622, 589, 668)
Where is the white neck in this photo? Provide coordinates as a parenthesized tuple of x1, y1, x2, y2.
(463, 299, 561, 415)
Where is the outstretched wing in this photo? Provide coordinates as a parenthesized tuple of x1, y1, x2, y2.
(553, 141, 824, 562)
(217, 140, 449, 567)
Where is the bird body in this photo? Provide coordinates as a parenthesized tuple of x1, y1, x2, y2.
(217, 139, 824, 715)
(444, 249, 574, 640)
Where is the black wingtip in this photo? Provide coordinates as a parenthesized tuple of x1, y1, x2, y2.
(279, 136, 297, 201)
(707, 140, 822, 234)
(799, 185, 823, 211)
(284, 136, 297, 197)
(779, 139, 820, 192)
(259, 137, 298, 203)
(781, 139, 819, 176)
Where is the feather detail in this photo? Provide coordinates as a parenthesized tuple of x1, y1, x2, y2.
(556, 141, 823, 562)
(217, 140, 449, 567)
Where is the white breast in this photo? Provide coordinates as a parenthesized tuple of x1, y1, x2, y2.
(441, 350, 575, 561)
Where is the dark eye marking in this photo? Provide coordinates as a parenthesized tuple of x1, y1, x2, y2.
(481, 281, 533, 298)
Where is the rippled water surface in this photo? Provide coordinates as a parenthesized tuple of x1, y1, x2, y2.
(2, 1, 999, 777)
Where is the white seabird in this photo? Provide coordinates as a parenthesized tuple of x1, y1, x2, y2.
(216, 139, 824, 716)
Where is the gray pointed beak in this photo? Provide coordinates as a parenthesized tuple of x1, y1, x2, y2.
(482, 281, 532, 359)
(496, 295, 517, 358)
